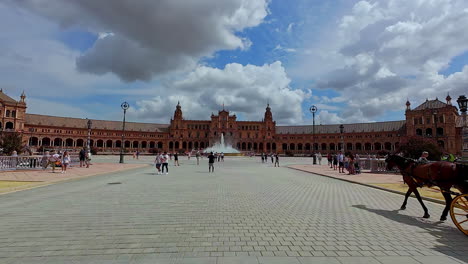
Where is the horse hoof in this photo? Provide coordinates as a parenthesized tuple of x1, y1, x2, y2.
(423, 214, 430, 218)
(400, 206, 406, 210)
(440, 216, 447, 221)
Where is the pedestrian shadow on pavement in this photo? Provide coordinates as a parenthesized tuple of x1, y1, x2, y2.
(352, 204, 468, 263)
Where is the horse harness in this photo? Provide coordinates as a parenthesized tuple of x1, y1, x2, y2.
(400, 158, 461, 196)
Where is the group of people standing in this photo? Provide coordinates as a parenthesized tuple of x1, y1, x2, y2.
(327, 151, 357, 175)
(41, 150, 73, 173)
(154, 152, 170, 174)
(153, 151, 225, 174)
(260, 153, 280, 167)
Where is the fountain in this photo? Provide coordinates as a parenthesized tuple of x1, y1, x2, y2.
(204, 133, 242, 156)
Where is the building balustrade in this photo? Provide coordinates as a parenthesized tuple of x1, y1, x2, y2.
(0, 155, 79, 171)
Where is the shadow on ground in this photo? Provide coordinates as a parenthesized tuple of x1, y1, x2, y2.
(353, 204, 468, 263)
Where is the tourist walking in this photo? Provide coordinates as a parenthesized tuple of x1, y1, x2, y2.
(221, 152, 224, 162)
(85, 150, 92, 168)
(338, 151, 345, 173)
(79, 148, 86, 167)
(154, 152, 162, 174)
(136, 150, 140, 160)
(348, 153, 355, 175)
(61, 151, 71, 174)
(161, 152, 169, 174)
(270, 153, 274, 163)
(196, 151, 200, 165)
(208, 152, 215, 173)
(333, 154, 338, 170)
(317, 152, 322, 165)
(274, 153, 279, 167)
(327, 153, 332, 168)
(174, 152, 179, 166)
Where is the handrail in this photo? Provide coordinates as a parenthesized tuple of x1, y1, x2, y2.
(0, 155, 79, 171)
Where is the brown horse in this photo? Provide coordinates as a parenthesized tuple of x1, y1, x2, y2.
(385, 154, 468, 221)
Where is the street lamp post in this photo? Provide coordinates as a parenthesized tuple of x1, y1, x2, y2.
(310, 105, 318, 164)
(457, 95, 468, 161)
(119, 102, 130, 164)
(86, 119, 92, 153)
(339, 124, 345, 152)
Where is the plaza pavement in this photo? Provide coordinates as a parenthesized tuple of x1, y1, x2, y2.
(0, 162, 147, 194)
(0, 156, 467, 264)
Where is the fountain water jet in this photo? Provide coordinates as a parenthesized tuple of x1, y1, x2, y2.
(203, 133, 241, 155)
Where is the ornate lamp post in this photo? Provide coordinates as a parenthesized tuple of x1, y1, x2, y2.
(457, 95, 468, 161)
(86, 119, 92, 153)
(310, 105, 318, 164)
(119, 102, 130, 164)
(339, 124, 345, 152)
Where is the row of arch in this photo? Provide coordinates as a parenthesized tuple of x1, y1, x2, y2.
(0, 121, 14, 129)
(29, 137, 443, 153)
(280, 142, 400, 152)
(416, 127, 444, 137)
(28, 137, 166, 149)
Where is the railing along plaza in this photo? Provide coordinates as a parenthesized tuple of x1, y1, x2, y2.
(0, 155, 80, 171)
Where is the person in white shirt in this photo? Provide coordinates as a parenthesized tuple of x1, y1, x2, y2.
(48, 151, 61, 173)
(338, 151, 345, 173)
(61, 151, 71, 174)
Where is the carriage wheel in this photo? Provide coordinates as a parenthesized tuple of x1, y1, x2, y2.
(450, 194, 468, 235)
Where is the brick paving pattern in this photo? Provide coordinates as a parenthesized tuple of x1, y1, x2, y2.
(0, 156, 467, 263)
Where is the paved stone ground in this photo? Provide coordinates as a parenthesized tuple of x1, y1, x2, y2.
(0, 156, 467, 264)
(0, 162, 147, 194)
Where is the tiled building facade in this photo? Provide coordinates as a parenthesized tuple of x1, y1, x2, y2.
(0, 91, 464, 155)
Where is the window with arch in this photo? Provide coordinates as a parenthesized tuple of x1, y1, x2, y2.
(425, 128, 433, 136)
(6, 110, 10, 117)
(436, 127, 444, 136)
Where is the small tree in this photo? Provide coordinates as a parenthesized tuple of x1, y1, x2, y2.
(397, 136, 442, 160)
(0, 132, 23, 155)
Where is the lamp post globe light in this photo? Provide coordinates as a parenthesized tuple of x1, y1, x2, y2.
(339, 124, 345, 152)
(310, 105, 318, 165)
(457, 95, 468, 161)
(119, 102, 130, 164)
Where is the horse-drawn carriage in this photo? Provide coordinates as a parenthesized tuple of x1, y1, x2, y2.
(386, 155, 468, 235)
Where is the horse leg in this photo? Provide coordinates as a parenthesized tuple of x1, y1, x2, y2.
(440, 191, 453, 221)
(400, 188, 412, 210)
(413, 188, 430, 218)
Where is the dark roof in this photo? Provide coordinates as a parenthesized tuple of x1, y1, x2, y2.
(413, 99, 448, 111)
(276, 120, 406, 134)
(0, 91, 18, 103)
(25, 114, 170, 132)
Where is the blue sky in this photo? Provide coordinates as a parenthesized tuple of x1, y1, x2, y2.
(1, 0, 467, 125)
